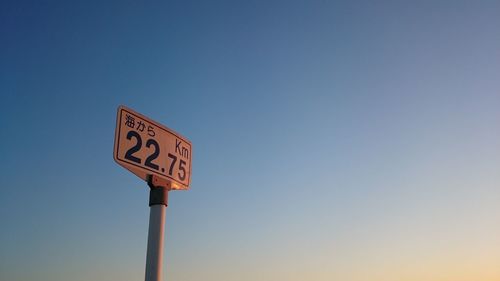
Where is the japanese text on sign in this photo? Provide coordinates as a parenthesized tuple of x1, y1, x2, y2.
(113, 106, 192, 190)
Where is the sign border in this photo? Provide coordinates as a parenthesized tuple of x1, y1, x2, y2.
(114, 105, 192, 189)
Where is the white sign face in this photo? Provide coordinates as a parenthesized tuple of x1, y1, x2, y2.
(113, 106, 192, 190)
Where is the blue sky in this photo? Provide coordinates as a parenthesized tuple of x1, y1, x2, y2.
(1, 1, 500, 280)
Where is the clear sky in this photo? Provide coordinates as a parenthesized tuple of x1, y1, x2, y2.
(1, 1, 499, 281)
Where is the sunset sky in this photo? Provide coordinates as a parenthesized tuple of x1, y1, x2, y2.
(1, 1, 500, 281)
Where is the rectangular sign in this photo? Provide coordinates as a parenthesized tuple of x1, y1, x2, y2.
(114, 105, 192, 190)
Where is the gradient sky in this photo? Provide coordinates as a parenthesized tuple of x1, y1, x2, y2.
(1, 1, 500, 281)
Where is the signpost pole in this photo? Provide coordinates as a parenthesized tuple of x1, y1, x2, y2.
(113, 106, 192, 281)
(145, 179, 169, 281)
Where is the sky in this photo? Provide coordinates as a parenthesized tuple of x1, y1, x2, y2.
(1, 1, 500, 281)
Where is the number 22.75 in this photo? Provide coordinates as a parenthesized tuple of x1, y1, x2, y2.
(124, 130, 187, 181)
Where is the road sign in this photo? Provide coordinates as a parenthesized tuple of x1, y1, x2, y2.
(113, 105, 192, 190)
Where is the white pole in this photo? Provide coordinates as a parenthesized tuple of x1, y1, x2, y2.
(145, 204, 166, 281)
(145, 185, 168, 281)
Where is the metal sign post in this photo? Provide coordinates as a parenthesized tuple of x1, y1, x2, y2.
(113, 105, 193, 281)
(145, 176, 169, 281)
